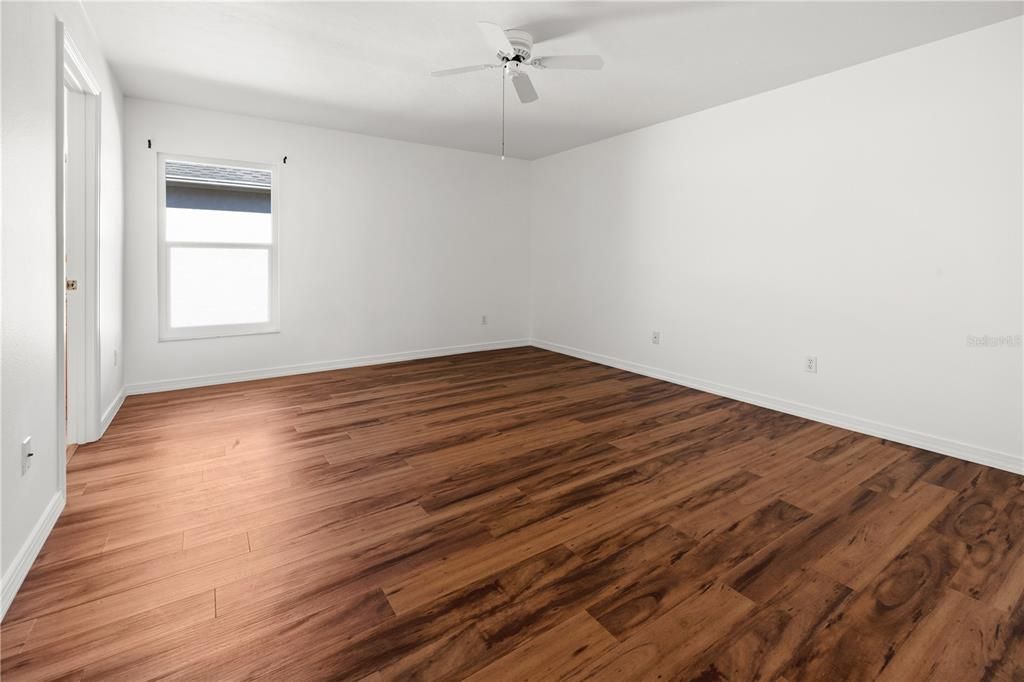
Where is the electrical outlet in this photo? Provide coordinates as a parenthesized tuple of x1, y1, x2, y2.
(21, 437, 33, 475)
(652, 331, 661, 345)
(805, 356, 818, 373)
(480, 315, 488, 326)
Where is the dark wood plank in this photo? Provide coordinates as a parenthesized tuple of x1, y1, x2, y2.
(725, 487, 892, 603)
(780, 527, 966, 682)
(686, 569, 853, 682)
(589, 498, 811, 640)
(575, 582, 755, 680)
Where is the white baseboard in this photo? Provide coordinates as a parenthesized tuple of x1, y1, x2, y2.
(531, 339, 1023, 475)
(97, 386, 126, 438)
(126, 339, 531, 395)
(1, 491, 65, 618)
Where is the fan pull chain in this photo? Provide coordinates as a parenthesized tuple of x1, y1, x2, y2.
(500, 67, 506, 160)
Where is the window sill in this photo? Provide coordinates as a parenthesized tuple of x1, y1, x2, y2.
(158, 324, 281, 342)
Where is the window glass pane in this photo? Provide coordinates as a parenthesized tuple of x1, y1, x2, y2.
(164, 159, 272, 245)
(169, 247, 270, 328)
(166, 207, 272, 244)
(166, 183, 271, 213)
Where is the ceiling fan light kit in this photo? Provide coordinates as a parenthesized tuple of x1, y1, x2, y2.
(432, 21, 604, 158)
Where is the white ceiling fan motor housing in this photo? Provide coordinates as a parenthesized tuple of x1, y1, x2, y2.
(503, 29, 533, 61)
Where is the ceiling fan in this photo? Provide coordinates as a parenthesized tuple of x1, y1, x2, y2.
(432, 22, 604, 158)
(432, 22, 604, 105)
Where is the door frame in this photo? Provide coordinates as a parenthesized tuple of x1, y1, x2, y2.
(55, 21, 102, 496)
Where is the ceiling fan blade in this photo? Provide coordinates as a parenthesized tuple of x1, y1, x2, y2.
(478, 21, 514, 56)
(511, 72, 538, 104)
(532, 55, 604, 70)
(431, 64, 497, 77)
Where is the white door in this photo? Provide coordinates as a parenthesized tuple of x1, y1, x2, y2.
(64, 87, 87, 446)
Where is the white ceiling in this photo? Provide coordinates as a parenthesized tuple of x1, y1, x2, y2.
(84, 1, 1023, 159)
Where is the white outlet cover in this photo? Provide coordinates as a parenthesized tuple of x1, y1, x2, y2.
(805, 356, 818, 373)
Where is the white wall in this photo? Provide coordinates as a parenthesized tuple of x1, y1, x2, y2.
(1, 1, 124, 604)
(531, 17, 1023, 472)
(123, 100, 530, 390)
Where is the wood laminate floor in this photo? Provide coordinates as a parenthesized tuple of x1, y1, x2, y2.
(2, 347, 1023, 680)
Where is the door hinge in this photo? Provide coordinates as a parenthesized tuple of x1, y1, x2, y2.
(66, 279, 78, 291)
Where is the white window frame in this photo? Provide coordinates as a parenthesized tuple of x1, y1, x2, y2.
(157, 152, 280, 341)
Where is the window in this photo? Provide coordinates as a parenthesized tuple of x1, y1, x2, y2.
(158, 155, 279, 340)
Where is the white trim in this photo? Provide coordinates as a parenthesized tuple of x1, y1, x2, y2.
(62, 32, 100, 95)
(157, 152, 280, 342)
(126, 339, 531, 395)
(531, 339, 1024, 476)
(99, 387, 127, 437)
(1, 492, 65, 618)
(54, 20, 68, 497)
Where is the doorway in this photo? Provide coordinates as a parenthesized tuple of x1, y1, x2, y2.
(58, 27, 102, 477)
